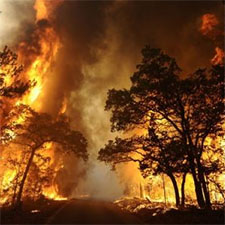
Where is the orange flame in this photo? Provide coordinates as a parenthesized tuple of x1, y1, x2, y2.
(200, 13, 219, 38)
(0, 0, 66, 204)
(211, 47, 224, 65)
(17, 26, 60, 111)
(42, 186, 67, 201)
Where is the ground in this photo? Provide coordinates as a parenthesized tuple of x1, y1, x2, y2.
(0, 198, 224, 224)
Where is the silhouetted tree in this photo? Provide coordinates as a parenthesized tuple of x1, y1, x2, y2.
(99, 135, 187, 206)
(99, 46, 224, 208)
(1, 105, 88, 209)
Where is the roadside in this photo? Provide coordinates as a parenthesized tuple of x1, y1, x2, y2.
(0, 198, 67, 224)
(0, 198, 224, 224)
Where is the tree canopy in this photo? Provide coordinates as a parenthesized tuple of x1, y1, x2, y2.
(99, 46, 224, 208)
(2, 105, 88, 160)
(1, 104, 88, 207)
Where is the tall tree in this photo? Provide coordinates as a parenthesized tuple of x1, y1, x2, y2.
(99, 46, 224, 208)
(1, 105, 88, 208)
(99, 134, 187, 206)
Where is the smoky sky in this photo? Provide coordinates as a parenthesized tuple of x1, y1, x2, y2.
(44, 1, 223, 199)
(50, 0, 224, 135)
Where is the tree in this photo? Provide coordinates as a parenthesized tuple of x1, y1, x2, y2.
(1, 105, 88, 208)
(0, 46, 31, 137)
(99, 46, 224, 208)
(99, 135, 187, 207)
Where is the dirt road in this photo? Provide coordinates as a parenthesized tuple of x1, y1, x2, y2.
(46, 199, 143, 224)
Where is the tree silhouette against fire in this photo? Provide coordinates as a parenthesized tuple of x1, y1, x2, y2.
(0, 47, 88, 209)
(0, 46, 224, 211)
(99, 46, 224, 209)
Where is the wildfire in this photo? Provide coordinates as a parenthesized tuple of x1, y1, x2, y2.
(0, 0, 64, 205)
(0, 1, 224, 208)
(17, 25, 60, 111)
(34, 0, 48, 21)
(1, 170, 16, 191)
(116, 108, 224, 205)
(42, 186, 67, 201)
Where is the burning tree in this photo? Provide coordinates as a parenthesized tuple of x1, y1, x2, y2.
(0, 46, 31, 128)
(0, 46, 32, 205)
(99, 46, 224, 209)
(0, 46, 30, 99)
(1, 105, 88, 209)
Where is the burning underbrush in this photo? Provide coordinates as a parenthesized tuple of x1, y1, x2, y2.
(114, 196, 171, 214)
(114, 196, 224, 224)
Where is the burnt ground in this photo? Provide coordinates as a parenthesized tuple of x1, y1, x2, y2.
(135, 207, 224, 224)
(0, 198, 224, 224)
(0, 198, 66, 224)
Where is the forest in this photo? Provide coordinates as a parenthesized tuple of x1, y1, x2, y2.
(0, 0, 224, 224)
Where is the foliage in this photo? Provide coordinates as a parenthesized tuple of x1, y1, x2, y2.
(1, 104, 88, 206)
(0, 46, 31, 99)
(2, 105, 88, 160)
(99, 46, 224, 208)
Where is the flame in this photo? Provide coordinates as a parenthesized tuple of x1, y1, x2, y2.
(42, 186, 67, 201)
(17, 25, 60, 111)
(1, 2, 224, 207)
(59, 98, 67, 114)
(199, 13, 224, 66)
(1, 170, 16, 189)
(34, 0, 63, 21)
(0, 0, 65, 204)
(200, 13, 219, 37)
(118, 116, 224, 205)
(34, 0, 48, 21)
(211, 47, 224, 65)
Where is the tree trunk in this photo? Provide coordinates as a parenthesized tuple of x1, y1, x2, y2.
(140, 183, 144, 198)
(168, 173, 180, 207)
(14, 147, 36, 209)
(162, 174, 167, 206)
(181, 172, 187, 206)
(12, 174, 19, 206)
(196, 159, 211, 208)
(189, 161, 205, 208)
(187, 150, 206, 208)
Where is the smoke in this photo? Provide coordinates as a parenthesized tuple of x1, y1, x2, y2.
(53, 1, 223, 199)
(2, 0, 224, 200)
(0, 0, 35, 48)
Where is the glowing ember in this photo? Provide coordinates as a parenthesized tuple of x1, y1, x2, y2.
(31, 209, 40, 213)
